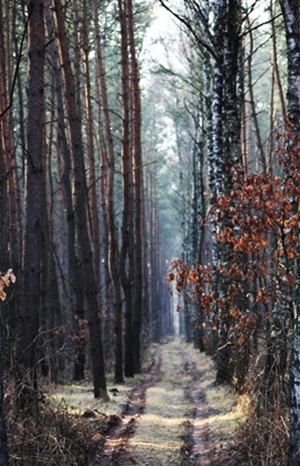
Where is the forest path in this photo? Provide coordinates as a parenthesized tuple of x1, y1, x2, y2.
(50, 338, 245, 465)
(124, 339, 215, 466)
(86, 338, 242, 466)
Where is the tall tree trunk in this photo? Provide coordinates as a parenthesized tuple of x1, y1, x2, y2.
(118, 0, 134, 378)
(279, 1, 300, 463)
(0, 0, 22, 366)
(0, 0, 21, 279)
(247, 20, 266, 172)
(92, 0, 124, 383)
(0, 145, 8, 466)
(213, 0, 243, 386)
(270, 0, 286, 125)
(211, 0, 226, 198)
(279, 0, 300, 134)
(223, 0, 243, 182)
(82, 0, 101, 285)
(52, 0, 108, 400)
(40, 122, 65, 381)
(45, 4, 86, 381)
(127, 0, 143, 374)
(149, 169, 161, 342)
(18, 0, 45, 407)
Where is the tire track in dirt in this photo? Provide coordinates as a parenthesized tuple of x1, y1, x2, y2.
(180, 351, 216, 466)
(88, 347, 162, 466)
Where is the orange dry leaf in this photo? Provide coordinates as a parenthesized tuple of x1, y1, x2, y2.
(188, 270, 198, 284)
(166, 273, 174, 283)
(0, 269, 16, 301)
(230, 308, 241, 319)
(266, 200, 275, 209)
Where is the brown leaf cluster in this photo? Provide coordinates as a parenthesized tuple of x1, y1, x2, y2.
(0, 269, 16, 301)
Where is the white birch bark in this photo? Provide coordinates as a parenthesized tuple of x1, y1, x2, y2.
(279, 1, 300, 463)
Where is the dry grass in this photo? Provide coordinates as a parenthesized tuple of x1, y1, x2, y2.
(215, 411, 290, 465)
(6, 397, 91, 465)
(48, 375, 140, 416)
(5, 374, 140, 465)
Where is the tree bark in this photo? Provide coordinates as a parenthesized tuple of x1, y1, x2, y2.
(279, 1, 300, 463)
(127, 0, 143, 374)
(82, 0, 101, 285)
(0, 144, 8, 466)
(92, 0, 124, 383)
(18, 0, 45, 407)
(52, 0, 108, 400)
(279, 0, 300, 134)
(118, 0, 134, 378)
(45, 4, 86, 381)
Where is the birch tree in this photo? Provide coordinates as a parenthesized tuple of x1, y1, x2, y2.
(279, 1, 300, 463)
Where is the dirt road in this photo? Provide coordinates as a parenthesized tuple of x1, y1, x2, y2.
(87, 338, 241, 466)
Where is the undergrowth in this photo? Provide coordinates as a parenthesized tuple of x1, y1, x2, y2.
(215, 409, 290, 465)
(5, 389, 106, 465)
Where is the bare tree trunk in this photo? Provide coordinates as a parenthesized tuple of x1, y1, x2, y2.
(148, 169, 161, 342)
(222, 0, 243, 190)
(0, 0, 22, 360)
(118, 0, 134, 378)
(0, 145, 8, 466)
(212, 0, 225, 198)
(82, 0, 101, 285)
(40, 118, 65, 381)
(18, 0, 45, 407)
(270, 0, 286, 125)
(52, 0, 108, 400)
(247, 20, 266, 172)
(0, 0, 20, 278)
(127, 0, 143, 374)
(214, 0, 243, 386)
(45, 4, 86, 381)
(92, 0, 124, 383)
(279, 1, 300, 463)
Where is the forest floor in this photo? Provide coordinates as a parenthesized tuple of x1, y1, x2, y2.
(48, 337, 249, 465)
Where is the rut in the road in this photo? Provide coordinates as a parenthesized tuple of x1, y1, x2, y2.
(88, 346, 162, 466)
(181, 358, 216, 466)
